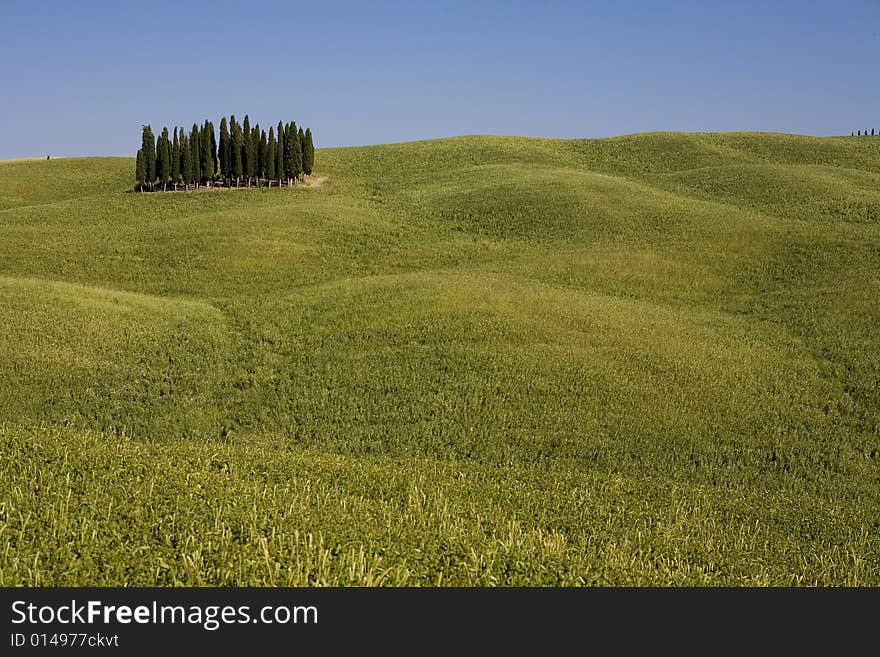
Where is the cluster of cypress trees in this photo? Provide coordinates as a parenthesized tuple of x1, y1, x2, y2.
(135, 115, 315, 192)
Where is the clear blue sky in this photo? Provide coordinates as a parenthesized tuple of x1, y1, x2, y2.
(1, 0, 878, 158)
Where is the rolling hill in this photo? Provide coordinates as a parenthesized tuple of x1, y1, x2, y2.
(1, 132, 878, 585)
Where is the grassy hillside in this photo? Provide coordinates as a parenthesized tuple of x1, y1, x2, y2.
(1, 132, 879, 585)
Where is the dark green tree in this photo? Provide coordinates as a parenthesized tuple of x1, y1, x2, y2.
(178, 127, 187, 180)
(219, 117, 230, 184)
(267, 127, 276, 183)
(154, 131, 165, 191)
(250, 125, 259, 183)
(275, 122, 284, 186)
(181, 131, 192, 190)
(209, 121, 218, 174)
(201, 121, 215, 184)
(171, 127, 180, 190)
(190, 123, 201, 188)
(297, 126, 305, 179)
(303, 128, 315, 176)
(291, 121, 303, 181)
(164, 128, 174, 189)
(157, 127, 171, 191)
(231, 116, 243, 185)
(242, 115, 252, 185)
(259, 129, 268, 181)
(283, 122, 293, 184)
(135, 148, 146, 192)
(196, 122, 207, 180)
(142, 125, 156, 190)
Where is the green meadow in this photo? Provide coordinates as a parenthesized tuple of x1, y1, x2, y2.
(1, 132, 878, 585)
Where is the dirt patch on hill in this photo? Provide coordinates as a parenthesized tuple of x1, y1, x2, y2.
(302, 175, 328, 188)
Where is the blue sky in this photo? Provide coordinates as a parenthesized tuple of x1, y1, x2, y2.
(1, 0, 878, 157)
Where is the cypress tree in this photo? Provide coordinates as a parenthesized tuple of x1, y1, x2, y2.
(171, 127, 180, 190)
(181, 132, 192, 190)
(158, 127, 171, 191)
(219, 117, 229, 184)
(142, 125, 156, 190)
(154, 131, 165, 191)
(197, 122, 207, 180)
(135, 148, 146, 192)
(275, 121, 284, 186)
(259, 129, 268, 182)
(232, 116, 243, 186)
(191, 123, 201, 188)
(267, 127, 276, 184)
(165, 133, 173, 189)
(164, 133, 172, 190)
(298, 127, 305, 159)
(151, 128, 158, 189)
(283, 122, 292, 185)
(203, 120, 213, 177)
(209, 121, 218, 175)
(303, 128, 315, 176)
(294, 135, 304, 181)
(202, 121, 215, 185)
(291, 121, 303, 181)
(250, 125, 259, 184)
(242, 115, 251, 185)
(297, 126, 305, 179)
(178, 127, 186, 179)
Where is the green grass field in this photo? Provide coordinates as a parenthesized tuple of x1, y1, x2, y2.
(1, 132, 879, 585)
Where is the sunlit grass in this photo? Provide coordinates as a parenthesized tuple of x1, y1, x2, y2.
(0, 132, 878, 585)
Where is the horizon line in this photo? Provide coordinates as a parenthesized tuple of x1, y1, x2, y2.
(1, 129, 868, 161)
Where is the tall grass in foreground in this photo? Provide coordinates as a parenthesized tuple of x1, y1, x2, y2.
(1, 425, 876, 586)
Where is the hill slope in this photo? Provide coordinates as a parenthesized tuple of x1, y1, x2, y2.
(1, 133, 879, 585)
